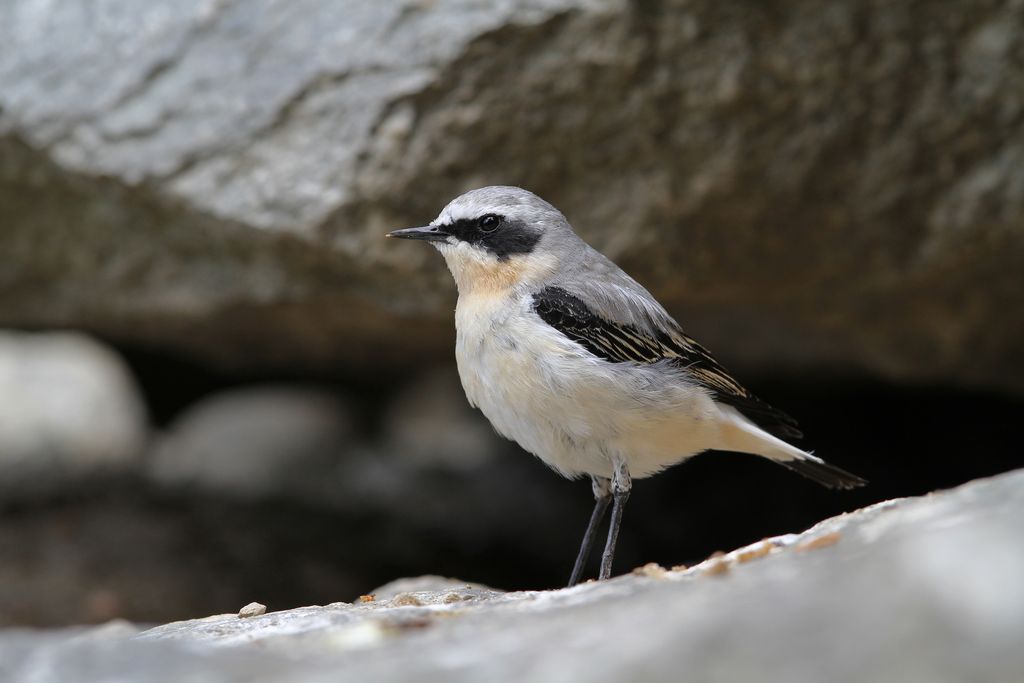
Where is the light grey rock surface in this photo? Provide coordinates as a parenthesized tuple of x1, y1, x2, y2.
(2, 1, 1023, 391)
(3, 469, 1022, 683)
(0, 331, 148, 498)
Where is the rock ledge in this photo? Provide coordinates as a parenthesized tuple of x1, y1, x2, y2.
(3, 469, 1023, 682)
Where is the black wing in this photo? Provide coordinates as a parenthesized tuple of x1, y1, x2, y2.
(531, 286, 803, 441)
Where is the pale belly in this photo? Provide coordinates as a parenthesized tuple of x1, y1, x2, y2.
(454, 295, 721, 479)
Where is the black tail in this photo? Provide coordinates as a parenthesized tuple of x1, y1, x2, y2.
(779, 459, 867, 490)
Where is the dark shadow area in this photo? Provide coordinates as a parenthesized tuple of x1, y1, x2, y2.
(1, 344, 1021, 627)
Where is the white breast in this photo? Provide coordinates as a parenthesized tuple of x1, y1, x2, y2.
(454, 290, 722, 480)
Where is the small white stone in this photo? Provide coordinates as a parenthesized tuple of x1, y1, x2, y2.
(238, 602, 267, 618)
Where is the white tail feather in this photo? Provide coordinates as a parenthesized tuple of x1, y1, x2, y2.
(716, 405, 821, 463)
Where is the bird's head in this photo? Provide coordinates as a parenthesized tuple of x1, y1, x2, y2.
(387, 186, 576, 295)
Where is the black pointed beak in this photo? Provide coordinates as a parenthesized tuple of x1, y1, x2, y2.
(386, 225, 449, 242)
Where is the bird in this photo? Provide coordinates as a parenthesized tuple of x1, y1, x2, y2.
(387, 186, 866, 586)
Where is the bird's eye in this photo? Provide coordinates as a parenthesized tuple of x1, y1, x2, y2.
(478, 214, 501, 232)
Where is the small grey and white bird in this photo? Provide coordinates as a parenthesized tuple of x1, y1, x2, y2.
(388, 186, 865, 585)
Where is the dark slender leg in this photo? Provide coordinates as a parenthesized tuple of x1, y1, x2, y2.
(599, 459, 632, 580)
(567, 496, 610, 586)
(568, 478, 611, 587)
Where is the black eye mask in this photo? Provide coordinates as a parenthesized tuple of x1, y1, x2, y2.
(443, 215, 542, 261)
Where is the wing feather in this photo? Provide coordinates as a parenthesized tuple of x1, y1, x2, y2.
(532, 286, 803, 440)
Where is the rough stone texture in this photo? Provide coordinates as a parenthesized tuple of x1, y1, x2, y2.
(0, 331, 148, 498)
(2, 469, 1022, 682)
(2, 1, 1023, 391)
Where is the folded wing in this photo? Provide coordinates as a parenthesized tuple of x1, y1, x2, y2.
(531, 286, 803, 441)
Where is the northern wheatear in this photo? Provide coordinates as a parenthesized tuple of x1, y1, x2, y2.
(388, 186, 865, 585)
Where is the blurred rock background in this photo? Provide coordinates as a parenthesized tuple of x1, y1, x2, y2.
(0, 0, 1022, 627)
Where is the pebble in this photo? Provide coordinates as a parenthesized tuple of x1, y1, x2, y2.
(238, 602, 267, 618)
